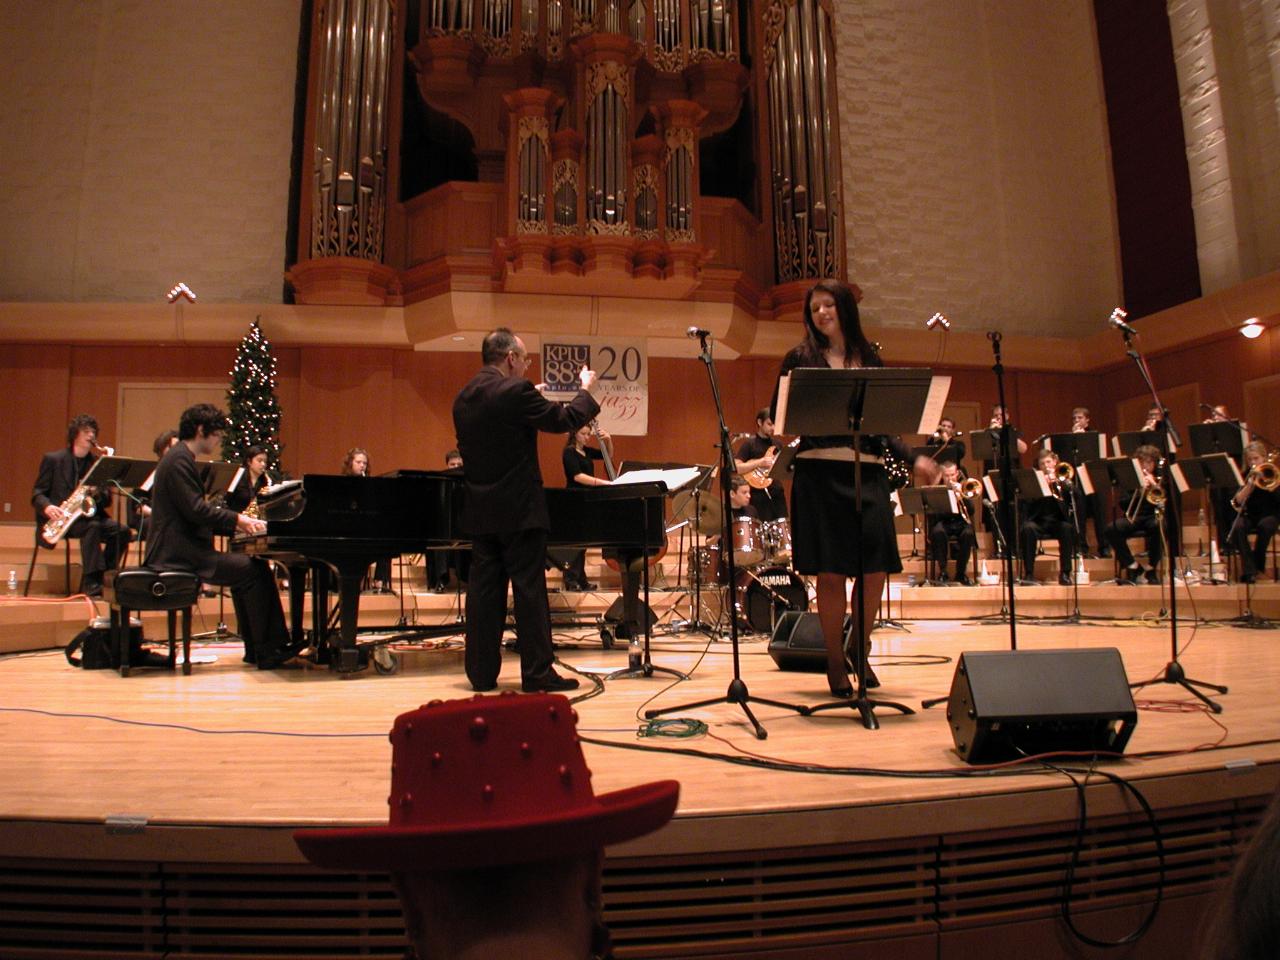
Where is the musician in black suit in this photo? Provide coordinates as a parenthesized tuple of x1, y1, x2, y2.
(145, 404, 296, 668)
(1229, 442, 1280, 584)
(559, 423, 612, 592)
(1018, 448, 1075, 585)
(927, 460, 977, 585)
(31, 413, 132, 597)
(452, 328, 599, 693)
(733, 408, 788, 522)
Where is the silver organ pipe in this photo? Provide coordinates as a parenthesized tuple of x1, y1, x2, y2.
(310, 0, 393, 261)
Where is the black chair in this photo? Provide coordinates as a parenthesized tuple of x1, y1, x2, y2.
(104, 568, 200, 677)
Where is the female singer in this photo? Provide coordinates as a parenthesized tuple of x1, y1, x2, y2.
(771, 279, 935, 697)
(225, 445, 270, 513)
(341, 447, 393, 593)
(559, 424, 614, 591)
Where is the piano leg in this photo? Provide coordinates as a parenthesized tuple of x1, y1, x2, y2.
(287, 562, 308, 650)
(333, 559, 371, 674)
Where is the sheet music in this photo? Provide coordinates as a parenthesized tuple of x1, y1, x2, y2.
(140, 467, 157, 493)
(610, 467, 702, 492)
(1169, 462, 1191, 494)
(228, 466, 246, 494)
(1076, 467, 1094, 497)
(982, 474, 998, 503)
(890, 489, 902, 517)
(774, 373, 792, 435)
(916, 375, 952, 435)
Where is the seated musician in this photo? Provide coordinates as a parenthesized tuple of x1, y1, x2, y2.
(708, 476, 759, 543)
(1140, 405, 1163, 432)
(429, 449, 470, 592)
(32, 413, 132, 597)
(733, 408, 788, 522)
(982, 404, 1027, 558)
(147, 403, 297, 668)
(1067, 406, 1110, 557)
(1103, 444, 1164, 585)
(128, 430, 179, 544)
(225, 446, 270, 513)
(926, 416, 967, 464)
(559, 424, 613, 592)
(1018, 448, 1075, 585)
(1229, 441, 1280, 584)
(928, 460, 977, 585)
(342, 447, 395, 594)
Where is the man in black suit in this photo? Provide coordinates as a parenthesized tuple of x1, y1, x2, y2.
(32, 413, 132, 596)
(145, 403, 296, 668)
(453, 328, 600, 693)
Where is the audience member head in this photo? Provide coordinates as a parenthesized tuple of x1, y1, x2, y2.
(294, 694, 678, 960)
(1199, 787, 1280, 959)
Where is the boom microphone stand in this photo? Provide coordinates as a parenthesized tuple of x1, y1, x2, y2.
(645, 330, 806, 739)
(1112, 310, 1228, 711)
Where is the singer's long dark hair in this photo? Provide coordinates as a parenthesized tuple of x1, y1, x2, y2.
(799, 279, 881, 368)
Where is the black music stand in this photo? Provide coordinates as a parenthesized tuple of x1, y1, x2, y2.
(911, 443, 960, 465)
(604, 480, 691, 681)
(1113, 430, 1174, 457)
(1188, 421, 1246, 462)
(664, 464, 719, 635)
(1169, 455, 1236, 585)
(790, 368, 935, 729)
(1044, 431, 1106, 465)
(908, 485, 964, 585)
(644, 334, 806, 739)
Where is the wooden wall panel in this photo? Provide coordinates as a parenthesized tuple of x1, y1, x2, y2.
(0, 346, 71, 522)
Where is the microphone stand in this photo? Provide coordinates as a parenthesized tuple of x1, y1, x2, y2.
(1119, 326, 1227, 711)
(991, 332, 1019, 646)
(645, 332, 805, 739)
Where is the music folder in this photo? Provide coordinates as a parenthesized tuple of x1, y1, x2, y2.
(1188, 421, 1248, 461)
(198, 461, 241, 498)
(1168, 453, 1243, 495)
(1044, 431, 1106, 464)
(969, 427, 1022, 462)
(775, 367, 948, 437)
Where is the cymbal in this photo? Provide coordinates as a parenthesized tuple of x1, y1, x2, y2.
(695, 496, 723, 536)
(670, 489, 698, 524)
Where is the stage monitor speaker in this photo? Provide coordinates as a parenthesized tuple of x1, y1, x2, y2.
(768, 611, 856, 672)
(946, 648, 1137, 764)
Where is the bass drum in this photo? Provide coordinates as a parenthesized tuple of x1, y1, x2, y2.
(733, 565, 808, 633)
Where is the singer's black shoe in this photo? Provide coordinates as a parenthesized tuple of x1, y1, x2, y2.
(522, 671, 580, 693)
(827, 674, 853, 698)
(862, 663, 881, 689)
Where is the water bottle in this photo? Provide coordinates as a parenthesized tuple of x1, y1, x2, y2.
(628, 634, 643, 671)
(6, 570, 16, 595)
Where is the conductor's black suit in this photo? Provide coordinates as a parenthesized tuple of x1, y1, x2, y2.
(453, 365, 598, 690)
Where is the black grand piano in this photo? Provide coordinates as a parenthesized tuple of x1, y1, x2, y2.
(233, 472, 666, 672)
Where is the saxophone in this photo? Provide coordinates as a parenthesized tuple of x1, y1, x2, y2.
(41, 484, 99, 547)
(40, 445, 112, 547)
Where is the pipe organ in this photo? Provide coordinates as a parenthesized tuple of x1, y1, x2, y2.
(293, 0, 847, 307)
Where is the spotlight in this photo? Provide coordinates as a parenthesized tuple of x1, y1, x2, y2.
(1241, 318, 1264, 339)
(925, 312, 950, 331)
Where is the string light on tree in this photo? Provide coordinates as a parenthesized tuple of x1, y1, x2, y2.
(224, 318, 283, 471)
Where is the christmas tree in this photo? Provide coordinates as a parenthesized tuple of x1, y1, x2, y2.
(224, 318, 283, 470)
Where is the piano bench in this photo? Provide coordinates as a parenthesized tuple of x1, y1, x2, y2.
(104, 569, 200, 678)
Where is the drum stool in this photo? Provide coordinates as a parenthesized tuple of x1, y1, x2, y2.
(104, 568, 201, 677)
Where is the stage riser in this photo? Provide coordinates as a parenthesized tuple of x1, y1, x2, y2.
(0, 795, 1260, 960)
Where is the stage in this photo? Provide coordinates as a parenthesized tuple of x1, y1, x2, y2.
(1, 610, 1277, 959)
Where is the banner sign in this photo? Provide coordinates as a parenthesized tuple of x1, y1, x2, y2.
(540, 336, 648, 435)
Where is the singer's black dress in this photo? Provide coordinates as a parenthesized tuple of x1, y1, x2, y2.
(772, 346, 908, 577)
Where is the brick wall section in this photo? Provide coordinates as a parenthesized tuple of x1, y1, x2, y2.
(831, 1, 1122, 338)
(0, 0, 300, 303)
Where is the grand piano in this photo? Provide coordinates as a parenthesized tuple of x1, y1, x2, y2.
(233, 472, 667, 672)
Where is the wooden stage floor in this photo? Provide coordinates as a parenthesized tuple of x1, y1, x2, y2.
(2, 615, 1277, 845)
(2, 614, 1279, 958)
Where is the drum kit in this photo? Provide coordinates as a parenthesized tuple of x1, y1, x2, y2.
(672, 491, 809, 634)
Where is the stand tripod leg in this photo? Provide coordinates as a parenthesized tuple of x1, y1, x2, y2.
(1130, 660, 1227, 713)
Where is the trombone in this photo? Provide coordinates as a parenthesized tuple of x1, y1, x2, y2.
(1231, 457, 1280, 512)
(1126, 469, 1166, 522)
(952, 477, 983, 523)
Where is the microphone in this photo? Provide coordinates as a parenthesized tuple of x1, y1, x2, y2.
(686, 326, 711, 339)
(1199, 402, 1216, 413)
(986, 331, 1001, 343)
(925, 312, 950, 331)
(1108, 307, 1138, 336)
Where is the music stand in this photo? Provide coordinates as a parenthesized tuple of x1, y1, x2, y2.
(1188, 421, 1246, 462)
(644, 334, 806, 739)
(665, 464, 719, 634)
(1044, 432, 1106, 465)
(788, 367, 942, 729)
(911, 485, 963, 585)
(1168, 455, 1237, 585)
(912, 444, 960, 465)
(1112, 431, 1175, 457)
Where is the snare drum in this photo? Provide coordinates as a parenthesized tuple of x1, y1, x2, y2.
(733, 565, 808, 633)
(687, 544, 726, 585)
(761, 518, 793, 563)
(731, 516, 763, 565)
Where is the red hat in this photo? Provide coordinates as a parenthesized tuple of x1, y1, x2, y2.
(294, 693, 679, 871)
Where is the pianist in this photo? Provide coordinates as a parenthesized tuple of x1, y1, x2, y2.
(146, 403, 298, 669)
(453, 328, 599, 694)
